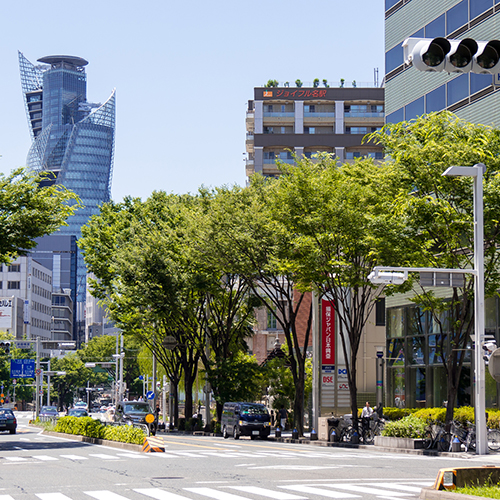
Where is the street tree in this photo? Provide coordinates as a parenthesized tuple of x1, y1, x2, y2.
(194, 184, 314, 434)
(0, 168, 79, 262)
(369, 112, 500, 421)
(266, 155, 404, 432)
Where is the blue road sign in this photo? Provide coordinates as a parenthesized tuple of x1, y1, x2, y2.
(146, 390, 155, 400)
(10, 359, 35, 379)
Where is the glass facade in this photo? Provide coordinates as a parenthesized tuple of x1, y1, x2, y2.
(386, 298, 499, 409)
(19, 52, 115, 335)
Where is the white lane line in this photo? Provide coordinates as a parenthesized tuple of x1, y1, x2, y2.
(135, 488, 191, 499)
(36, 494, 74, 500)
(331, 485, 411, 496)
(116, 453, 148, 459)
(365, 483, 424, 493)
(34, 455, 59, 461)
(185, 488, 258, 500)
(229, 485, 307, 499)
(5, 457, 28, 462)
(85, 492, 131, 500)
(88, 453, 121, 460)
(280, 485, 360, 498)
(59, 454, 88, 460)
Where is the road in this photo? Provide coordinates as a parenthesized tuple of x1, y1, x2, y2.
(1, 411, 499, 499)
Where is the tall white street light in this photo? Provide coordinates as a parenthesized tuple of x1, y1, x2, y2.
(443, 163, 487, 455)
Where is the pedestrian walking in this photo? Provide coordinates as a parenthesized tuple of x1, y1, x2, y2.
(361, 401, 373, 441)
(278, 405, 288, 430)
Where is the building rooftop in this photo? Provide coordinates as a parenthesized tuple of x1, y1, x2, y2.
(37, 55, 88, 67)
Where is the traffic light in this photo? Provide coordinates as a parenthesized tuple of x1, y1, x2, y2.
(0, 341, 11, 354)
(483, 340, 497, 365)
(403, 37, 500, 74)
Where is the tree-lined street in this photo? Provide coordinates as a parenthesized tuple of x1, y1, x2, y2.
(0, 417, 487, 499)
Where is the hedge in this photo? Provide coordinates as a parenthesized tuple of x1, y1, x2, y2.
(53, 416, 146, 444)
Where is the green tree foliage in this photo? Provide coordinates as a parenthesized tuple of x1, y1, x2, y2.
(0, 168, 79, 262)
(368, 112, 500, 421)
(264, 154, 401, 432)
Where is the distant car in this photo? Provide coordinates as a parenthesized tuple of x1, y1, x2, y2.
(0, 409, 17, 434)
(68, 408, 89, 418)
(114, 401, 153, 426)
(39, 406, 59, 417)
(74, 401, 88, 411)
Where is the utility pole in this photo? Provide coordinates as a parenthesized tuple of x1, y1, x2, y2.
(35, 337, 40, 419)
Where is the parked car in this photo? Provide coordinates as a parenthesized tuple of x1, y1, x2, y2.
(221, 402, 270, 440)
(39, 406, 59, 417)
(68, 408, 89, 417)
(114, 401, 153, 426)
(74, 401, 88, 411)
(0, 408, 17, 434)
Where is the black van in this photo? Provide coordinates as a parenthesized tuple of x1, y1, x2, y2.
(221, 402, 271, 439)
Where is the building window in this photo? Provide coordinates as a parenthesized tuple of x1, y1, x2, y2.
(425, 13, 445, 37)
(470, 73, 492, 94)
(386, 108, 404, 124)
(264, 152, 275, 160)
(304, 105, 315, 113)
(385, 44, 404, 74)
(8, 264, 20, 272)
(264, 126, 274, 134)
(447, 74, 469, 106)
(426, 85, 446, 113)
(447, 0, 468, 35)
(7, 281, 20, 290)
(267, 308, 277, 329)
(304, 127, 315, 134)
(470, 0, 493, 20)
(405, 96, 424, 121)
(266, 105, 273, 113)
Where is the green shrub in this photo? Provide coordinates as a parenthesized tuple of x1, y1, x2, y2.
(487, 410, 500, 429)
(382, 407, 418, 420)
(382, 414, 427, 439)
(103, 425, 145, 445)
(178, 418, 186, 431)
(412, 407, 447, 424)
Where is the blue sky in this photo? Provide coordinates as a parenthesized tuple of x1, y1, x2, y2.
(0, 0, 385, 202)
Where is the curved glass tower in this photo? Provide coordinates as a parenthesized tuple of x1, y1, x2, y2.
(19, 52, 115, 341)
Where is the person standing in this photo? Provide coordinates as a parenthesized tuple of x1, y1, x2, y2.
(278, 405, 288, 430)
(361, 401, 373, 441)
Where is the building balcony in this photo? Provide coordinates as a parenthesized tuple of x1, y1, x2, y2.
(344, 111, 384, 118)
(263, 112, 295, 118)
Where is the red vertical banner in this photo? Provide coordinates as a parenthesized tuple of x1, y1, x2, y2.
(321, 299, 335, 365)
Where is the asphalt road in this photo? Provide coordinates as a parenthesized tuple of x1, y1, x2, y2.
(1, 412, 499, 500)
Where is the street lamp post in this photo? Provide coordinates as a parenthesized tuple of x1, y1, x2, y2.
(443, 163, 487, 455)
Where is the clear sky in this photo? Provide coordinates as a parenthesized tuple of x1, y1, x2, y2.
(0, 0, 385, 203)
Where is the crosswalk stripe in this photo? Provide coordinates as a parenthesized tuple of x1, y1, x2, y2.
(36, 493, 74, 500)
(185, 487, 257, 500)
(229, 485, 307, 499)
(59, 455, 88, 460)
(365, 483, 424, 493)
(85, 491, 131, 500)
(35, 455, 59, 461)
(116, 453, 148, 459)
(0, 495, 16, 500)
(5, 457, 28, 461)
(331, 485, 412, 496)
(88, 454, 121, 460)
(280, 485, 360, 498)
(135, 488, 191, 499)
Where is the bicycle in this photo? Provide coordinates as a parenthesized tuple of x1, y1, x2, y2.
(423, 423, 452, 451)
(362, 415, 385, 444)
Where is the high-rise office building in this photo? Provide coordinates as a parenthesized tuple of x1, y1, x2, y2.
(385, 0, 500, 125)
(19, 52, 116, 343)
(384, 1, 500, 409)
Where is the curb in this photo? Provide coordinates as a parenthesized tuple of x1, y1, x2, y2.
(419, 487, 488, 500)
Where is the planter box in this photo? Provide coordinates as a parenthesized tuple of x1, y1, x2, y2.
(374, 436, 425, 449)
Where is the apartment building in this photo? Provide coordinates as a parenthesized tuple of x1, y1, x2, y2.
(245, 86, 385, 181)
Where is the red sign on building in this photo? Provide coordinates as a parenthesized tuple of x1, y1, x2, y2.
(322, 299, 335, 365)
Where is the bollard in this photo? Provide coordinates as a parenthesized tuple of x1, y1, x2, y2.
(310, 429, 318, 441)
(452, 437, 462, 452)
(350, 430, 359, 444)
(275, 427, 281, 438)
(330, 429, 339, 442)
(292, 428, 299, 440)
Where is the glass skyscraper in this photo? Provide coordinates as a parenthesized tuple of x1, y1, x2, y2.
(19, 52, 115, 343)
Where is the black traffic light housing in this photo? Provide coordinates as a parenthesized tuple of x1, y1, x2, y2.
(403, 37, 500, 74)
(0, 341, 11, 354)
